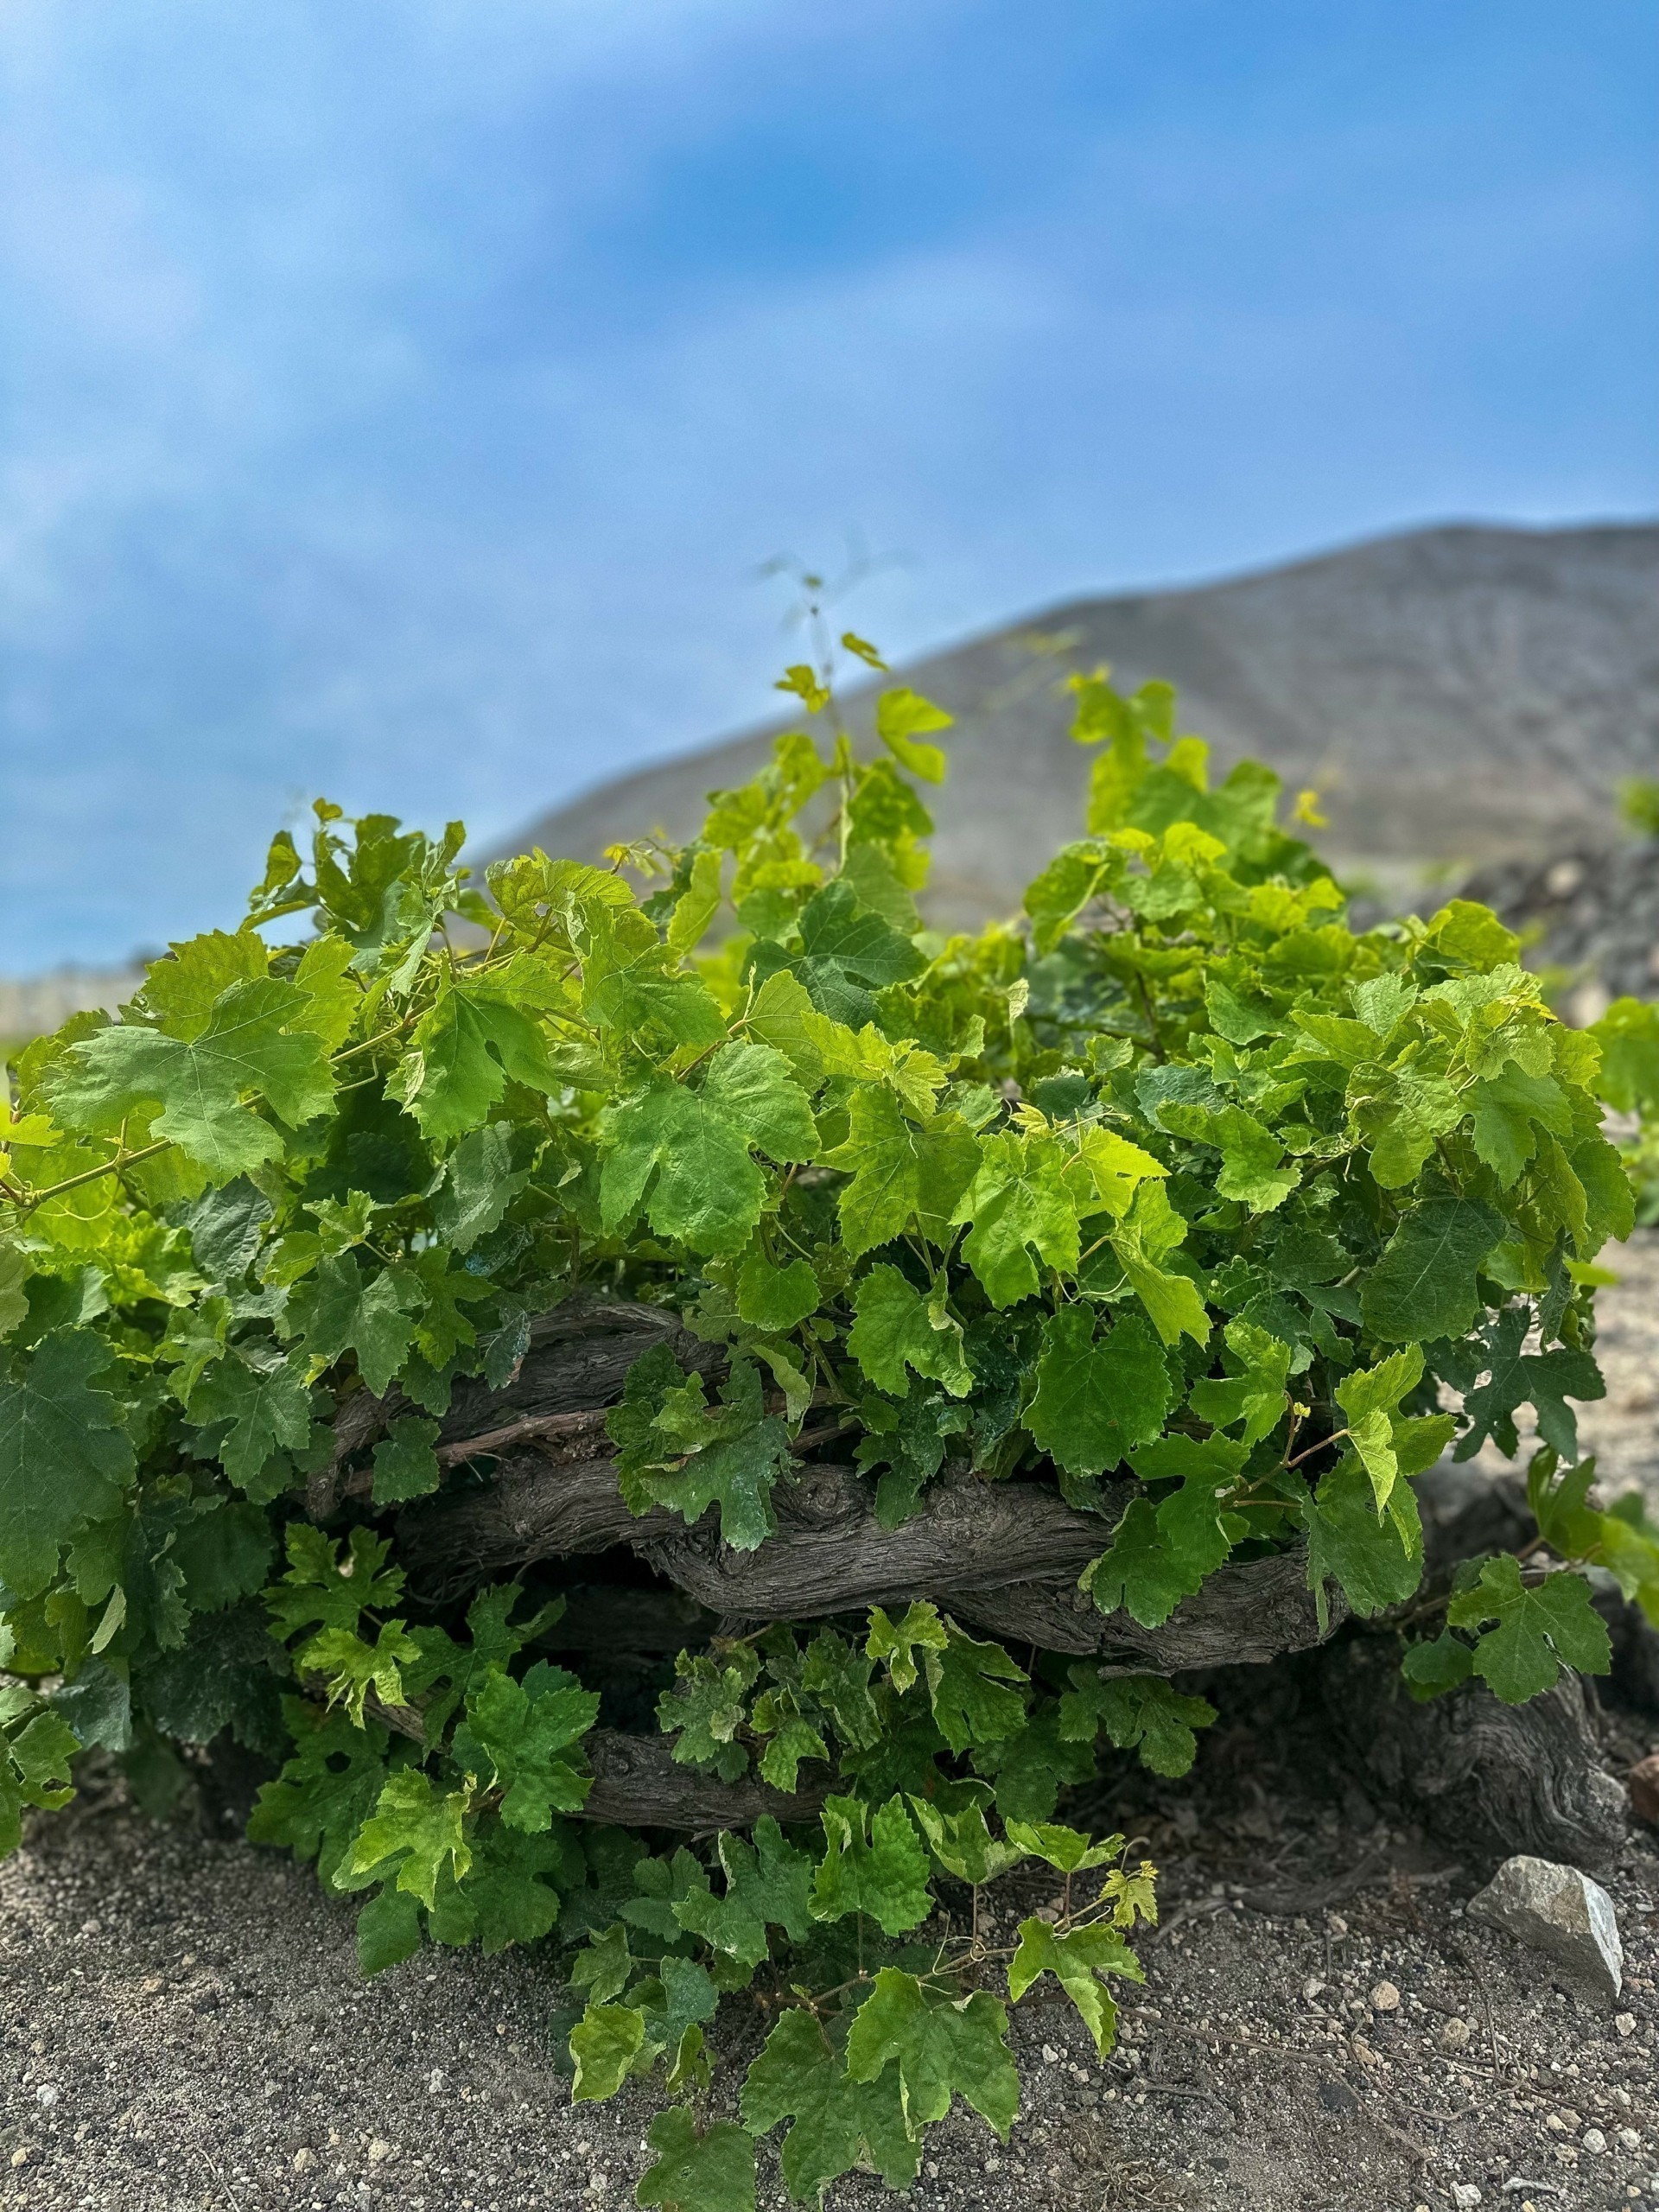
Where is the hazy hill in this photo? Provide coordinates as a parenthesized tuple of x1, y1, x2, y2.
(500, 521, 1659, 931)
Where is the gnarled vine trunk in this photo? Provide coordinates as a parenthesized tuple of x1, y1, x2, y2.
(319, 1300, 1345, 1827)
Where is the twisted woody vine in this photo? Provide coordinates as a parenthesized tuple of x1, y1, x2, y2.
(3, 631, 1659, 2209)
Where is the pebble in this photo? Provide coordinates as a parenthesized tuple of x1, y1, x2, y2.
(1616, 2013, 1637, 2037)
(1583, 2128, 1608, 2155)
(1370, 1981, 1401, 2012)
(1441, 2016, 1471, 2047)
(1466, 1857, 1624, 2004)
(367, 2139, 393, 2164)
(1451, 2184, 1483, 2208)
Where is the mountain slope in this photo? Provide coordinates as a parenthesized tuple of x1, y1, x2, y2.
(499, 521, 1659, 930)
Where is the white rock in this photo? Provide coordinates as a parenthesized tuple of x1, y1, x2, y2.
(1615, 2012, 1637, 2037)
(1618, 2128, 1640, 2151)
(1451, 2184, 1483, 2208)
(1442, 2016, 1471, 2047)
(34, 2086, 58, 2109)
(1581, 2128, 1607, 2155)
(1371, 1980, 1401, 2012)
(1465, 1857, 1623, 2003)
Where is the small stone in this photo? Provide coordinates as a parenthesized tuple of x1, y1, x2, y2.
(34, 2086, 58, 2108)
(1547, 2115, 1567, 2133)
(1303, 1975, 1325, 1999)
(1319, 2079, 1358, 2113)
(1619, 2129, 1641, 2152)
(1451, 2185, 1483, 2209)
(1466, 1856, 1623, 2003)
(10, 2147, 32, 2168)
(367, 2139, 393, 2164)
(1616, 2014, 1637, 2037)
(1630, 1754, 1659, 1827)
(1442, 2016, 1471, 2047)
(293, 2149, 316, 2172)
(1370, 1981, 1401, 2012)
(1040, 2044, 1060, 2064)
(1584, 2129, 1608, 2155)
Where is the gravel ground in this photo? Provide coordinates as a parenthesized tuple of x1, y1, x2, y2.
(1579, 1236, 1659, 1517)
(1460, 843, 1659, 1013)
(4, 1240, 1658, 2212)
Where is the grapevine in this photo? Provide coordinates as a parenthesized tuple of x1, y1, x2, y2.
(3, 636, 1659, 2211)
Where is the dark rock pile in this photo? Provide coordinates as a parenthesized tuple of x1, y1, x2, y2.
(1460, 840, 1659, 1011)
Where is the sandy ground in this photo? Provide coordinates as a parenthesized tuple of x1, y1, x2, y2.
(4, 1239, 1659, 2212)
(1578, 1236, 1659, 1519)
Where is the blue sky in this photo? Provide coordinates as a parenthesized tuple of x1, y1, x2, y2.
(3, 0, 1656, 970)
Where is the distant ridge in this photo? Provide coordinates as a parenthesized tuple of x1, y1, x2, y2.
(499, 521, 1659, 930)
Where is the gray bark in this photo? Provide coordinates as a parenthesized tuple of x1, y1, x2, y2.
(314, 1299, 715, 1516)
(583, 1729, 824, 1831)
(950, 1548, 1337, 1666)
(1319, 1636, 1630, 1871)
(399, 1450, 1342, 1669)
(362, 1690, 823, 1830)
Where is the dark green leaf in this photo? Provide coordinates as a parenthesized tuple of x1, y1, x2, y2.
(0, 1329, 134, 1599)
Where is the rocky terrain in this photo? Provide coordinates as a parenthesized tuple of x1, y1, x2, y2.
(501, 523, 1659, 932)
(1462, 845, 1659, 1020)
(8, 521, 1657, 1009)
(4, 1239, 1658, 2212)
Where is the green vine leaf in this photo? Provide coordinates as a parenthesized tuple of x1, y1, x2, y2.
(345, 1768, 472, 1910)
(810, 1796, 931, 1936)
(844, 1967, 1020, 2138)
(741, 2009, 921, 2202)
(820, 1088, 979, 1259)
(50, 979, 335, 1179)
(1360, 1196, 1505, 1344)
(847, 1265, 972, 1397)
(671, 1818, 816, 1967)
(570, 2001, 651, 2103)
(636, 2108, 756, 2212)
(1025, 1307, 1173, 1479)
(1007, 1917, 1143, 2056)
(449, 1662, 598, 1828)
(0, 1329, 135, 1599)
(1446, 1555, 1612, 1703)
